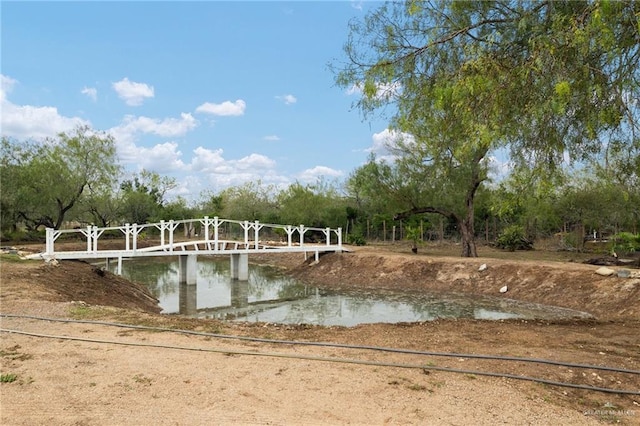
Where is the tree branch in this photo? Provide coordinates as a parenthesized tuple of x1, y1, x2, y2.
(394, 206, 459, 223)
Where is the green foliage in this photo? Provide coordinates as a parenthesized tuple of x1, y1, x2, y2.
(346, 233, 366, 246)
(495, 225, 533, 252)
(610, 232, 640, 255)
(333, 0, 640, 257)
(277, 180, 347, 228)
(0, 228, 45, 243)
(120, 170, 176, 224)
(405, 226, 422, 244)
(1, 126, 120, 230)
(219, 181, 279, 222)
(0, 373, 17, 383)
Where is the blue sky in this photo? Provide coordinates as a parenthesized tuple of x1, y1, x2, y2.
(2, 1, 397, 201)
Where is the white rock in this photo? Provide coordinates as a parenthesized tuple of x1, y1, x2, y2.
(595, 267, 616, 276)
(478, 263, 487, 272)
(499, 285, 508, 293)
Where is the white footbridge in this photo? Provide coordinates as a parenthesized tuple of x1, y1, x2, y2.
(27, 216, 344, 280)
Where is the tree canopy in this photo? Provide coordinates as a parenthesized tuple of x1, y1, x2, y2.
(1, 126, 120, 230)
(334, 0, 640, 256)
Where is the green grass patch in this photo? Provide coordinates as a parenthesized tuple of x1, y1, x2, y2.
(0, 253, 36, 263)
(1, 373, 18, 383)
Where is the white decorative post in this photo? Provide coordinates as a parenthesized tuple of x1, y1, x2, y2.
(285, 225, 295, 247)
(92, 226, 103, 253)
(86, 225, 92, 252)
(168, 220, 174, 251)
(45, 228, 56, 256)
(214, 216, 220, 250)
(160, 220, 166, 246)
(298, 225, 306, 247)
(124, 223, 131, 251)
(132, 223, 138, 253)
(253, 220, 264, 249)
(243, 221, 249, 248)
(203, 216, 210, 242)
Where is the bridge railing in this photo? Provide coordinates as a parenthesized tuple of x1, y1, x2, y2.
(43, 216, 342, 257)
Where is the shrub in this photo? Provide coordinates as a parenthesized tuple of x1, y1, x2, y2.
(495, 225, 533, 251)
(610, 232, 640, 255)
(346, 233, 366, 246)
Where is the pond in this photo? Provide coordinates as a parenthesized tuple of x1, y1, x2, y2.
(109, 257, 592, 327)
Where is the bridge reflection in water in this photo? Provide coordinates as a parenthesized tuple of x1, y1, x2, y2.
(113, 257, 593, 326)
(178, 278, 249, 317)
(113, 256, 310, 319)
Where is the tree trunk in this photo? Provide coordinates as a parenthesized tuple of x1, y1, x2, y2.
(459, 213, 477, 257)
(460, 178, 479, 257)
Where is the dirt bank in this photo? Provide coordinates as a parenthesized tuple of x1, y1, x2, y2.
(284, 248, 640, 321)
(1, 245, 639, 425)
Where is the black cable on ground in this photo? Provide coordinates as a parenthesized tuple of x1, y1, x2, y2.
(2, 327, 639, 396)
(2, 313, 639, 376)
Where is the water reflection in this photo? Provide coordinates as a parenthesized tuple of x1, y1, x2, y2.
(110, 257, 592, 326)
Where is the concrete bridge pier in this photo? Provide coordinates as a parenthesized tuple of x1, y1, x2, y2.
(105, 257, 124, 275)
(230, 279, 249, 308)
(230, 253, 249, 280)
(179, 281, 198, 315)
(179, 254, 198, 285)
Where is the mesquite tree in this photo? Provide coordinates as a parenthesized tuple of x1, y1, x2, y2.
(333, 0, 639, 256)
(2, 126, 120, 230)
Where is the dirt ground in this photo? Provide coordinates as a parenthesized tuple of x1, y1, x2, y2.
(1, 242, 639, 425)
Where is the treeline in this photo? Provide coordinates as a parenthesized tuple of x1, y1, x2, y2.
(2, 126, 638, 255)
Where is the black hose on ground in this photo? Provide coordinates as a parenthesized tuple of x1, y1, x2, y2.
(2, 313, 638, 375)
(1, 326, 639, 396)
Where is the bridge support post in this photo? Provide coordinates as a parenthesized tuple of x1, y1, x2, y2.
(179, 254, 198, 285)
(230, 253, 249, 281)
(179, 281, 198, 315)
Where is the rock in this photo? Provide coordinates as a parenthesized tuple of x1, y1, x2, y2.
(499, 285, 508, 293)
(585, 256, 618, 266)
(617, 269, 631, 278)
(595, 267, 615, 277)
(478, 263, 487, 272)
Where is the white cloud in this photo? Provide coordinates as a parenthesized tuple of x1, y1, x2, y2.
(1, 75, 90, 140)
(81, 87, 97, 102)
(1, 74, 17, 102)
(1, 103, 91, 140)
(136, 142, 186, 172)
(195, 100, 246, 116)
(112, 113, 198, 139)
(115, 138, 186, 172)
(351, 1, 363, 11)
(107, 113, 197, 173)
(236, 153, 277, 170)
(112, 77, 154, 106)
(189, 147, 229, 173)
(367, 128, 414, 162)
(275, 94, 297, 105)
(190, 147, 275, 174)
(187, 147, 289, 189)
(297, 166, 343, 182)
(263, 135, 280, 141)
